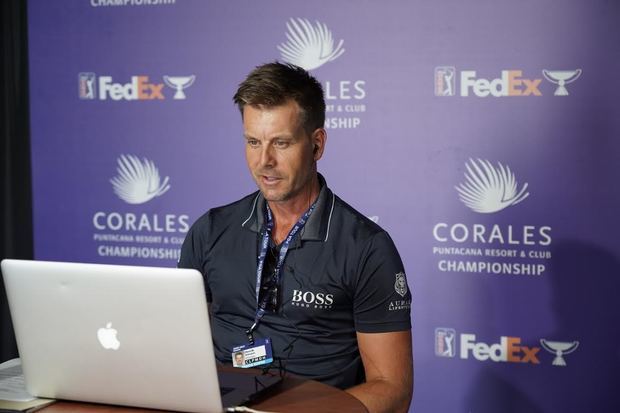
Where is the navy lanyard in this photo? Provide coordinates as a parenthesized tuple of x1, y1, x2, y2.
(246, 200, 317, 343)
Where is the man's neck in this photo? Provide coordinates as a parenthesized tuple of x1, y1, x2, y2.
(267, 175, 320, 244)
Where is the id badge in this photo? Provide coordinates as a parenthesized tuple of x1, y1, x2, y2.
(231, 337, 273, 368)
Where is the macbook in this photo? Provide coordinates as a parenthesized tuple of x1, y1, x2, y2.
(1, 259, 281, 413)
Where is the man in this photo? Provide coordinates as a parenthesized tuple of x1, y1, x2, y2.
(179, 62, 413, 413)
(233, 351, 245, 367)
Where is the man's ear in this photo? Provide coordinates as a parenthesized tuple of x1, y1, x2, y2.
(311, 128, 327, 161)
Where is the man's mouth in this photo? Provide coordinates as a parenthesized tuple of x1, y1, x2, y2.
(260, 175, 282, 184)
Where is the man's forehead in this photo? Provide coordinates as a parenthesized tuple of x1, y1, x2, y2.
(242, 99, 301, 115)
(242, 102, 306, 136)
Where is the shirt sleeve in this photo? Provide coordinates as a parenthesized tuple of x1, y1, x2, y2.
(353, 231, 412, 333)
(178, 214, 212, 302)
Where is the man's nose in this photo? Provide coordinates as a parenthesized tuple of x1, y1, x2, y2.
(259, 144, 275, 168)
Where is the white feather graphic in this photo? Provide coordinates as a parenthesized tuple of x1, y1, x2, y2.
(110, 155, 170, 204)
(278, 18, 345, 70)
(455, 159, 529, 213)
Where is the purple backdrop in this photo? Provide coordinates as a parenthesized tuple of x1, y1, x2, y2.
(27, 0, 620, 411)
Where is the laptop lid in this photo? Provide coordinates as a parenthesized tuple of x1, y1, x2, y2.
(1, 259, 270, 413)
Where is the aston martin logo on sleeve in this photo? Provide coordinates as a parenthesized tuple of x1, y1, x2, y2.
(394, 272, 408, 297)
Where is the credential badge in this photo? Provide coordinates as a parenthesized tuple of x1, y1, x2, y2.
(394, 272, 408, 297)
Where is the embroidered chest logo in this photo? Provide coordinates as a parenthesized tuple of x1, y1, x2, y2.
(291, 289, 334, 310)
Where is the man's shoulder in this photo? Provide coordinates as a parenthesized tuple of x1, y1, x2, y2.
(331, 194, 385, 240)
(191, 191, 260, 230)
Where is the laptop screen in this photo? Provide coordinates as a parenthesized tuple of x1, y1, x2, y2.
(2, 259, 226, 412)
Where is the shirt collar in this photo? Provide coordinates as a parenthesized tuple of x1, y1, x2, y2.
(242, 173, 335, 242)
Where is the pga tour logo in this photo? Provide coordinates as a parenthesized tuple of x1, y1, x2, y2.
(110, 154, 170, 205)
(78, 72, 97, 99)
(434, 67, 456, 97)
(435, 327, 456, 357)
(79, 73, 195, 100)
(278, 18, 345, 70)
(435, 66, 581, 97)
(455, 158, 529, 214)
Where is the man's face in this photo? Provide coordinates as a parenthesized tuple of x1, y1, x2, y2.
(243, 100, 322, 204)
(235, 354, 243, 365)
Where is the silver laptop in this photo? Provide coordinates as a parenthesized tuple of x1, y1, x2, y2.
(1, 259, 281, 413)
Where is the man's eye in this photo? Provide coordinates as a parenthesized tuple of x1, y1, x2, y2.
(274, 140, 289, 148)
(247, 139, 259, 147)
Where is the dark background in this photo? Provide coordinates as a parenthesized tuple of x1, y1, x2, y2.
(1, 0, 32, 363)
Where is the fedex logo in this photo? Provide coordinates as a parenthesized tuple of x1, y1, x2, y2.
(460, 333, 540, 364)
(98, 76, 164, 101)
(460, 70, 542, 97)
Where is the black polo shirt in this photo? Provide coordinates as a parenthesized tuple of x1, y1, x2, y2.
(179, 176, 411, 389)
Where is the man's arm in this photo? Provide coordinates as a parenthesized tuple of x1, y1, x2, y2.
(346, 330, 413, 413)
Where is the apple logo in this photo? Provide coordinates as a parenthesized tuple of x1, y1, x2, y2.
(97, 322, 120, 350)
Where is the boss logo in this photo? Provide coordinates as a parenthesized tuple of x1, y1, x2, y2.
(291, 289, 334, 309)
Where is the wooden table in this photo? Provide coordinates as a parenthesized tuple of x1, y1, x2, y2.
(37, 373, 367, 413)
